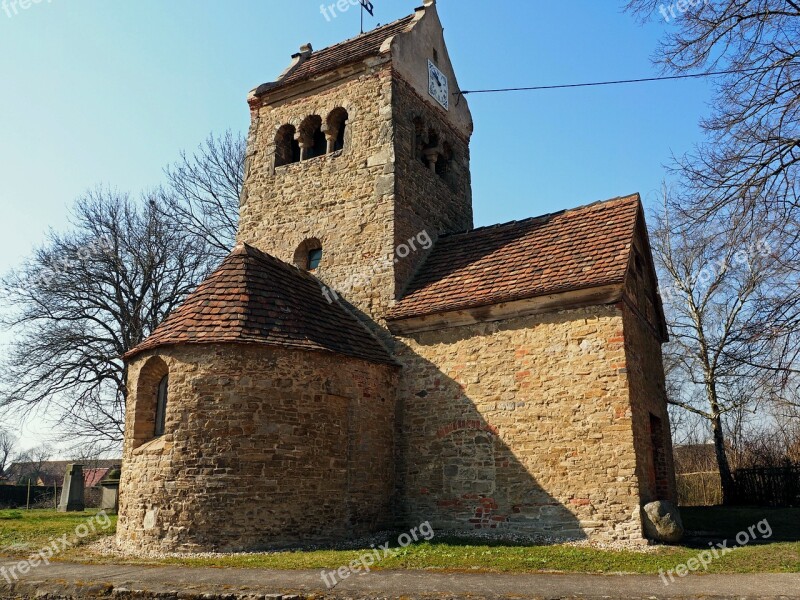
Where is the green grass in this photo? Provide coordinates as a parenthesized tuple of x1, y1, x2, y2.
(1, 507, 798, 574)
(141, 539, 798, 574)
(0, 509, 117, 556)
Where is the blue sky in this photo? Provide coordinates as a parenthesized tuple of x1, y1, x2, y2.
(0, 0, 710, 450)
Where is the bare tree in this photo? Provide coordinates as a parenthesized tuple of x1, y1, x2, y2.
(624, 0, 800, 217)
(0, 189, 217, 449)
(652, 190, 798, 502)
(0, 428, 17, 477)
(12, 444, 53, 485)
(162, 130, 244, 259)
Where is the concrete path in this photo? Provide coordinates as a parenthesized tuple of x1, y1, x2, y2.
(0, 559, 798, 599)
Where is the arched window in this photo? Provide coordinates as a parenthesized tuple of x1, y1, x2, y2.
(436, 142, 453, 178)
(299, 115, 326, 160)
(294, 238, 323, 271)
(413, 117, 427, 167)
(154, 375, 168, 437)
(422, 128, 441, 171)
(326, 107, 349, 153)
(275, 124, 300, 167)
(133, 356, 169, 448)
(307, 248, 323, 270)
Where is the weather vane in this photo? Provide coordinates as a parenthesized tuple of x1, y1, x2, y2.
(360, 0, 374, 34)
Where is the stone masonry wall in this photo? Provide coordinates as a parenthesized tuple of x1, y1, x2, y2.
(394, 305, 646, 543)
(622, 303, 677, 505)
(117, 344, 397, 552)
(239, 68, 398, 323)
(392, 74, 473, 297)
(622, 226, 677, 505)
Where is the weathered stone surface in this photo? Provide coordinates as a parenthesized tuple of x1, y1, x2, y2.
(117, 345, 397, 552)
(395, 305, 648, 543)
(58, 464, 85, 512)
(117, 2, 677, 553)
(642, 500, 684, 543)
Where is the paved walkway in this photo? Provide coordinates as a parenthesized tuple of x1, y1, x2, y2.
(1, 560, 799, 599)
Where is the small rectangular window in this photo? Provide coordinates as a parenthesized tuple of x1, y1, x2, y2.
(308, 248, 323, 270)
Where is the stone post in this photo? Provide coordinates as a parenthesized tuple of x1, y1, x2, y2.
(58, 464, 85, 512)
(99, 467, 121, 515)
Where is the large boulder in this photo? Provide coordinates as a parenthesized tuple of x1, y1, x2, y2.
(642, 500, 684, 543)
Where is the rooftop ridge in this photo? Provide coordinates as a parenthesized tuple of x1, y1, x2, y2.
(305, 14, 415, 59)
(437, 194, 641, 240)
(251, 13, 418, 98)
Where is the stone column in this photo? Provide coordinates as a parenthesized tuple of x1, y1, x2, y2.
(424, 148, 439, 172)
(58, 464, 85, 512)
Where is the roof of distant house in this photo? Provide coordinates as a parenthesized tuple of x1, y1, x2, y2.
(4, 460, 121, 486)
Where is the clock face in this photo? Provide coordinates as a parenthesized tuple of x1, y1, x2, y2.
(428, 60, 449, 111)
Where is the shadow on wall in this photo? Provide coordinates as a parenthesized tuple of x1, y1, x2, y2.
(339, 298, 590, 544)
(392, 337, 588, 543)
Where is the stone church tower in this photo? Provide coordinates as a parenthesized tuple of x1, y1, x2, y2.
(117, 0, 677, 552)
(237, 0, 474, 322)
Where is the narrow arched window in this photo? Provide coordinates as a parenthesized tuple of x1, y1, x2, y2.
(413, 117, 427, 166)
(275, 124, 301, 167)
(436, 142, 453, 178)
(154, 375, 168, 437)
(326, 108, 349, 153)
(299, 115, 325, 160)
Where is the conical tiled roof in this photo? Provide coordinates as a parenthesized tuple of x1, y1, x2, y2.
(125, 243, 395, 365)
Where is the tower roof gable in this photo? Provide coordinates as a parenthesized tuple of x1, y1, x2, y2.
(251, 15, 416, 98)
(125, 243, 395, 366)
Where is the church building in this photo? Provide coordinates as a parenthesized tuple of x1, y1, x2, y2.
(117, 0, 676, 552)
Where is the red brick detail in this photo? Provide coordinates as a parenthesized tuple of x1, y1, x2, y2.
(570, 498, 591, 506)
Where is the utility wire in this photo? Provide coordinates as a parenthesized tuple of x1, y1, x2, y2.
(457, 66, 769, 96)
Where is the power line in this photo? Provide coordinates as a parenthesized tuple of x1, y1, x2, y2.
(458, 66, 769, 96)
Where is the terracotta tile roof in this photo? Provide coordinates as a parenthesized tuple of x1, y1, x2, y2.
(387, 195, 642, 321)
(125, 244, 395, 366)
(254, 15, 415, 95)
(84, 468, 110, 488)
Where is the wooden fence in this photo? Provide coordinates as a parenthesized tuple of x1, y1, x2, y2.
(731, 466, 800, 507)
(676, 471, 723, 506)
(0, 485, 60, 509)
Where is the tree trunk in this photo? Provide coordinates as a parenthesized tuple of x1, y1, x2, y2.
(711, 411, 736, 505)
